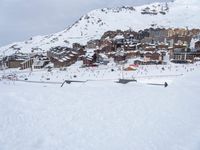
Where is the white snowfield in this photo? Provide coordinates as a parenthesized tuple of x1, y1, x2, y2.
(0, 63, 200, 150)
(1, 0, 200, 55)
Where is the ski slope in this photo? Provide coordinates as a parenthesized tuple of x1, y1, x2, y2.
(0, 63, 200, 150)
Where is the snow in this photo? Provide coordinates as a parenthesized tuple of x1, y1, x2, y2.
(190, 34, 200, 50)
(114, 34, 124, 40)
(0, 62, 200, 150)
(1, 0, 200, 56)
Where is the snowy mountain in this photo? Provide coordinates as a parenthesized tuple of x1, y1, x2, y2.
(0, 0, 200, 55)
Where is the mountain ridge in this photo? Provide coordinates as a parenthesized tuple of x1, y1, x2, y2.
(1, 0, 200, 55)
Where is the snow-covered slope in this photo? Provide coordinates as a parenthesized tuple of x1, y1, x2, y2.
(1, 0, 200, 55)
(0, 63, 200, 150)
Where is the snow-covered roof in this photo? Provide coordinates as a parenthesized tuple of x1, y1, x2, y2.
(114, 35, 124, 40)
(64, 56, 70, 60)
(99, 53, 108, 59)
(62, 58, 67, 61)
(58, 59, 64, 63)
(85, 48, 96, 53)
(71, 51, 78, 55)
(33, 60, 46, 67)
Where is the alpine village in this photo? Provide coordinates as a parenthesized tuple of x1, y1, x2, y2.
(1, 28, 200, 71)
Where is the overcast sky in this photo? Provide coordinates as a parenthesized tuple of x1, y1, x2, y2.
(0, 0, 170, 46)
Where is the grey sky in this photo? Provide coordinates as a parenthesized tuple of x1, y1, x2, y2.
(0, 0, 170, 46)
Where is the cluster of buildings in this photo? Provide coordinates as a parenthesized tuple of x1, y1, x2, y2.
(80, 28, 200, 66)
(141, 4, 168, 15)
(47, 46, 81, 68)
(1, 28, 200, 70)
(1, 53, 50, 70)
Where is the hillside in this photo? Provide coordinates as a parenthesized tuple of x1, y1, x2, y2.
(0, 0, 200, 55)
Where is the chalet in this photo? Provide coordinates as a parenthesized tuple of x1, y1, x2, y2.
(141, 37, 154, 44)
(82, 49, 97, 66)
(139, 42, 167, 64)
(138, 29, 150, 40)
(167, 35, 192, 47)
(20, 54, 50, 70)
(124, 35, 140, 51)
(96, 53, 109, 65)
(195, 41, 200, 50)
(114, 48, 126, 63)
(126, 51, 141, 59)
(170, 44, 200, 62)
(100, 39, 113, 47)
(167, 28, 189, 37)
(172, 50, 200, 63)
(149, 28, 168, 39)
(113, 33, 140, 52)
(123, 30, 139, 39)
(113, 34, 125, 49)
(99, 39, 114, 54)
(141, 28, 168, 44)
(50, 57, 69, 68)
(101, 45, 115, 54)
(72, 43, 80, 49)
(33, 55, 50, 69)
(33, 58, 49, 69)
(101, 30, 125, 40)
(72, 43, 86, 60)
(190, 34, 200, 51)
(47, 46, 79, 68)
(144, 52, 162, 62)
(20, 59, 34, 70)
(6, 53, 29, 68)
(189, 29, 200, 37)
(156, 43, 169, 50)
(172, 48, 200, 62)
(144, 45, 156, 52)
(86, 40, 101, 49)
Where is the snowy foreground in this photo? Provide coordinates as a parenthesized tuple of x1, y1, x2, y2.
(0, 63, 200, 150)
